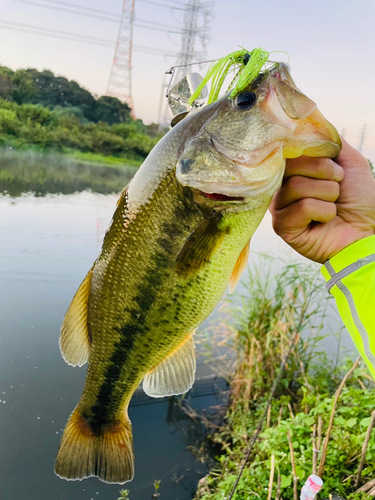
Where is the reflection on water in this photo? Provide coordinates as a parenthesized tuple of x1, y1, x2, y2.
(0, 149, 136, 197)
(0, 150, 356, 500)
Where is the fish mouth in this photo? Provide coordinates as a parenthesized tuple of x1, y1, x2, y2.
(177, 142, 286, 201)
(199, 191, 245, 202)
(201, 142, 285, 199)
(212, 138, 280, 167)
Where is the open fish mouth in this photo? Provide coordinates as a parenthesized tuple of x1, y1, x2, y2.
(199, 191, 245, 202)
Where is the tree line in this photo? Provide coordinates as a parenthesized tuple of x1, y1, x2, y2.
(0, 66, 164, 161)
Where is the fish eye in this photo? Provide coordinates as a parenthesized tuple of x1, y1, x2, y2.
(235, 91, 257, 109)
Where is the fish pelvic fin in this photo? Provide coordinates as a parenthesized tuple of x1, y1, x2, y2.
(55, 407, 134, 484)
(175, 213, 227, 278)
(229, 239, 250, 294)
(143, 331, 196, 398)
(60, 268, 93, 367)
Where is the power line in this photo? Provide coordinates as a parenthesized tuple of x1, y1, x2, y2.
(0, 19, 178, 55)
(12, 0, 188, 33)
(0, 25, 112, 46)
(36, 0, 119, 17)
(135, 23, 182, 34)
(134, 44, 178, 56)
(15, 0, 188, 16)
(12, 0, 120, 22)
(135, 17, 188, 30)
(137, 0, 186, 10)
(153, 0, 186, 5)
(0, 19, 114, 45)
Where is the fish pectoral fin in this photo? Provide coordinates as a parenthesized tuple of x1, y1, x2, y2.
(229, 239, 250, 294)
(175, 213, 227, 278)
(143, 331, 196, 397)
(59, 268, 93, 367)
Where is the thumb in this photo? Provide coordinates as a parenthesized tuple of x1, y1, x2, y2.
(337, 137, 371, 173)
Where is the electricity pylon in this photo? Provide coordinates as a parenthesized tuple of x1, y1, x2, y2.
(158, 0, 214, 128)
(107, 0, 136, 116)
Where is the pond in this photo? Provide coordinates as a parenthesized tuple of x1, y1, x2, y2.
(0, 149, 356, 500)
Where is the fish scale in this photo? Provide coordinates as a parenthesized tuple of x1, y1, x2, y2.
(81, 169, 267, 426)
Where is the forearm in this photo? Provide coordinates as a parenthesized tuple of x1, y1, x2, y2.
(321, 235, 375, 379)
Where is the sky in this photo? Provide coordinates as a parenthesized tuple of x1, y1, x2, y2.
(0, 0, 374, 160)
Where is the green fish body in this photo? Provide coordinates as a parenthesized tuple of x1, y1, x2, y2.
(55, 63, 341, 483)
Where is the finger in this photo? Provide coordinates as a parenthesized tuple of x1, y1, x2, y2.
(284, 156, 344, 183)
(337, 136, 372, 171)
(273, 176, 340, 210)
(337, 136, 365, 164)
(271, 198, 337, 237)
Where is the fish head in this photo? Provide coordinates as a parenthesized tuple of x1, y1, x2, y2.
(176, 63, 342, 205)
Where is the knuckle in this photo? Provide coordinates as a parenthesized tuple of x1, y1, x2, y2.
(299, 198, 313, 213)
(288, 175, 305, 194)
(329, 202, 338, 217)
(316, 158, 335, 179)
(331, 181, 340, 200)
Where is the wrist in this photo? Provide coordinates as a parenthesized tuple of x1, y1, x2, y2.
(321, 234, 375, 282)
(326, 228, 375, 263)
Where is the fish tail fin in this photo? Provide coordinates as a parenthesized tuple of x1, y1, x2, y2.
(55, 407, 134, 484)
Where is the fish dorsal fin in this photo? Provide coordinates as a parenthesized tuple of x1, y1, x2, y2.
(59, 269, 93, 367)
(175, 213, 227, 278)
(229, 240, 250, 294)
(143, 331, 196, 398)
(116, 185, 129, 208)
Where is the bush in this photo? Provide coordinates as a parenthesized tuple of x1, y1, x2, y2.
(0, 108, 20, 135)
(0, 65, 133, 123)
(0, 98, 162, 161)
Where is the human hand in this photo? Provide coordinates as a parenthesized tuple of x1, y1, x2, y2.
(269, 138, 375, 263)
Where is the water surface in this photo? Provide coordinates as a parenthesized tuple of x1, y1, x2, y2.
(0, 150, 356, 500)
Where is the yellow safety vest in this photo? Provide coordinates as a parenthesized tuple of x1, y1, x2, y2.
(321, 235, 375, 379)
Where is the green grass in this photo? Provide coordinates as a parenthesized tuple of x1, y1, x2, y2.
(61, 149, 142, 168)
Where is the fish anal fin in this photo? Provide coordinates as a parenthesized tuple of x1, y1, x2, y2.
(175, 214, 227, 278)
(143, 331, 196, 398)
(229, 240, 250, 294)
(55, 408, 134, 484)
(59, 269, 93, 367)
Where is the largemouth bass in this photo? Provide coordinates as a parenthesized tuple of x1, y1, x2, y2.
(55, 63, 341, 483)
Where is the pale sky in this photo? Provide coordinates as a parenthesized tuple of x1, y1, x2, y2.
(0, 0, 374, 160)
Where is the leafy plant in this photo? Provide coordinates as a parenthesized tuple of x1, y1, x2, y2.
(152, 479, 161, 499)
(117, 479, 161, 500)
(117, 489, 130, 500)
(0, 98, 163, 161)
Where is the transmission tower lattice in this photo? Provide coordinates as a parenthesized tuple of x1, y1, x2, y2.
(107, 0, 136, 115)
(158, 0, 214, 127)
(175, 0, 213, 76)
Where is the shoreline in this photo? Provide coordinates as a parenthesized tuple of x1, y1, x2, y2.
(0, 145, 142, 169)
